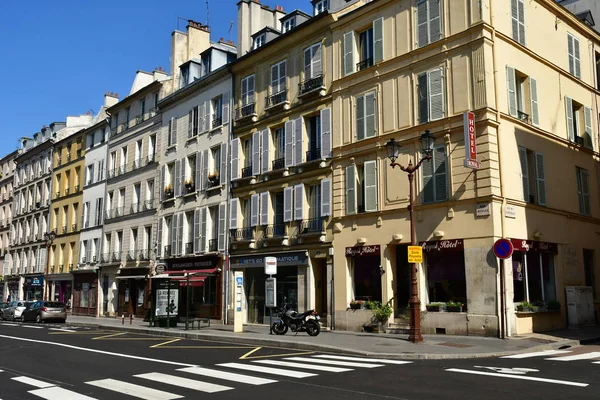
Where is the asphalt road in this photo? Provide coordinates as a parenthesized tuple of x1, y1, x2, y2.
(0, 321, 598, 400)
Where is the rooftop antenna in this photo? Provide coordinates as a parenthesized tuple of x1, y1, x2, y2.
(228, 20, 234, 42)
(206, 0, 210, 27)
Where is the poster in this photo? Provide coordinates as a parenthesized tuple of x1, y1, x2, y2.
(156, 288, 179, 317)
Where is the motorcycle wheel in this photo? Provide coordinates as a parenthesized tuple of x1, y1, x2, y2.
(272, 321, 288, 335)
(306, 320, 320, 337)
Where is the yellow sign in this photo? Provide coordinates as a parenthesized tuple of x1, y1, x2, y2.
(407, 246, 423, 263)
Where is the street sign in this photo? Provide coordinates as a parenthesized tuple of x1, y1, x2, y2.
(234, 271, 243, 312)
(265, 277, 277, 308)
(493, 238, 514, 259)
(264, 256, 277, 275)
(408, 246, 423, 263)
(155, 264, 165, 275)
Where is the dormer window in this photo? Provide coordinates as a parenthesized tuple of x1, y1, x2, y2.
(179, 65, 190, 89)
(282, 17, 296, 33)
(253, 33, 266, 50)
(314, 0, 329, 16)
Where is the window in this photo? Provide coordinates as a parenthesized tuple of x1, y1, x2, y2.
(576, 167, 591, 216)
(168, 117, 178, 147)
(212, 96, 223, 128)
(270, 60, 286, 95)
(154, 92, 159, 109)
(125, 107, 131, 126)
(358, 27, 374, 70)
(210, 146, 221, 180)
(179, 65, 190, 89)
(506, 66, 539, 126)
(241, 75, 255, 106)
(418, 67, 445, 123)
(201, 53, 211, 76)
(511, 0, 525, 46)
(426, 250, 467, 304)
(355, 91, 377, 140)
(417, 0, 442, 48)
(307, 115, 321, 162)
(313, 0, 328, 15)
(565, 97, 593, 149)
(345, 161, 378, 214)
(243, 137, 252, 169)
(422, 145, 448, 203)
(273, 128, 285, 164)
(282, 17, 295, 33)
(343, 19, 383, 76)
(308, 184, 321, 219)
(85, 164, 94, 186)
(304, 43, 322, 80)
(253, 33, 266, 50)
(518, 147, 546, 206)
(567, 33, 581, 79)
(140, 99, 146, 118)
(513, 250, 556, 304)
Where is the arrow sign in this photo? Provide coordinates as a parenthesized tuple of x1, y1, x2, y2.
(493, 238, 514, 259)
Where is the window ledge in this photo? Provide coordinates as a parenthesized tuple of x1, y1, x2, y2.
(183, 191, 197, 198)
(186, 134, 198, 143)
(206, 184, 223, 192)
(166, 144, 177, 152)
(210, 124, 224, 133)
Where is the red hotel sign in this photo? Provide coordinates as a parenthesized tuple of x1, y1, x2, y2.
(419, 239, 464, 252)
(510, 239, 558, 253)
(345, 245, 381, 257)
(463, 111, 480, 169)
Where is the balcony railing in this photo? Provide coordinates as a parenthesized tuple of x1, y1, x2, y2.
(207, 177, 220, 189)
(126, 251, 136, 262)
(62, 225, 67, 234)
(130, 203, 140, 214)
(266, 89, 288, 108)
(138, 250, 150, 261)
(241, 166, 253, 178)
(64, 188, 69, 196)
(133, 158, 143, 170)
(212, 115, 222, 128)
(299, 218, 323, 234)
(69, 263, 74, 272)
(100, 253, 111, 263)
(299, 74, 324, 96)
(272, 157, 285, 171)
(72, 223, 77, 232)
(208, 239, 218, 252)
(185, 242, 193, 255)
(164, 245, 172, 257)
(232, 227, 253, 242)
(164, 189, 174, 200)
(111, 252, 121, 262)
(306, 147, 321, 162)
(357, 57, 374, 71)
(184, 183, 196, 194)
(517, 110, 530, 123)
(235, 103, 256, 120)
(143, 199, 155, 211)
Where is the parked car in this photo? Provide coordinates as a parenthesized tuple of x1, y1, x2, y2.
(3, 301, 30, 321)
(21, 301, 67, 323)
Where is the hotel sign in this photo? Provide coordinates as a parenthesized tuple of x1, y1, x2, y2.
(419, 239, 464, 252)
(463, 111, 480, 169)
(345, 245, 381, 257)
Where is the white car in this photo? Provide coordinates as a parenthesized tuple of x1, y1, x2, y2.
(3, 301, 30, 321)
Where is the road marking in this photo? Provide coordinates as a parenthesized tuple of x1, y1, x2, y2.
(474, 366, 539, 375)
(177, 366, 277, 385)
(48, 328, 77, 332)
(29, 387, 98, 400)
(1, 323, 19, 326)
(502, 350, 572, 359)
(446, 368, 589, 387)
(545, 352, 600, 361)
(239, 350, 315, 360)
(92, 332, 128, 340)
(239, 347, 262, 359)
(150, 338, 182, 348)
(86, 378, 183, 399)
(217, 362, 317, 378)
(21, 325, 44, 329)
(12, 376, 55, 388)
(312, 355, 413, 365)
(285, 357, 385, 368)
(134, 372, 232, 393)
(253, 359, 353, 372)
(0, 333, 196, 367)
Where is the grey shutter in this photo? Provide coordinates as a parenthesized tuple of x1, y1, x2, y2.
(220, 142, 228, 185)
(202, 149, 208, 191)
(418, 72, 429, 123)
(284, 187, 293, 222)
(364, 161, 378, 212)
(529, 77, 539, 126)
(321, 178, 332, 217)
(174, 159, 181, 197)
(252, 130, 261, 176)
(195, 151, 202, 190)
(574, 36, 581, 79)
(320, 108, 332, 159)
(582, 170, 590, 215)
(422, 151, 434, 203)
(160, 165, 165, 201)
(261, 129, 270, 174)
(178, 213, 184, 255)
(429, 0, 441, 43)
(506, 66, 518, 117)
(222, 91, 230, 125)
(565, 97, 575, 142)
(157, 218, 163, 257)
(346, 165, 357, 215)
(365, 92, 377, 138)
(294, 117, 303, 165)
(428, 67, 445, 121)
(517, 0, 525, 45)
(294, 184, 304, 221)
(230, 198, 239, 229)
(198, 103, 205, 134)
(200, 207, 207, 252)
(417, 0, 429, 48)
(285, 120, 295, 168)
(193, 209, 200, 253)
(576, 169, 584, 214)
(534, 152, 546, 206)
(218, 202, 226, 252)
(568, 34, 575, 76)
(231, 138, 240, 180)
(188, 110, 193, 138)
(260, 192, 269, 226)
(511, 0, 525, 45)
(584, 106, 593, 149)
(84, 168, 87, 187)
(343, 31, 355, 76)
(172, 117, 178, 145)
(170, 214, 178, 256)
(373, 17, 384, 63)
(250, 194, 259, 227)
(356, 95, 365, 141)
(518, 146, 529, 202)
(433, 146, 448, 202)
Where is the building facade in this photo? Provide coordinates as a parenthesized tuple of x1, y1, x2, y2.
(1, 150, 17, 301)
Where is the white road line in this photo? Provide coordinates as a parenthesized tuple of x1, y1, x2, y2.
(502, 350, 573, 359)
(48, 328, 77, 332)
(217, 362, 317, 378)
(29, 387, 98, 400)
(446, 368, 588, 387)
(253, 359, 353, 372)
(0, 323, 19, 326)
(545, 352, 600, 361)
(0, 333, 195, 367)
(12, 376, 55, 388)
(312, 355, 413, 365)
(285, 357, 384, 368)
(86, 378, 183, 400)
(134, 372, 232, 393)
(21, 325, 44, 329)
(177, 366, 277, 386)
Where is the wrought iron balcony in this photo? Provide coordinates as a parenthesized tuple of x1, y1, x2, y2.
(135, 114, 144, 125)
(212, 115, 222, 128)
(232, 227, 253, 242)
(208, 239, 218, 252)
(207, 177, 220, 189)
(66, 153, 71, 162)
(111, 252, 121, 262)
(235, 103, 256, 120)
(69, 263, 74, 272)
(517, 110, 529, 123)
(184, 183, 196, 194)
(75, 184, 80, 192)
(62, 225, 67, 234)
(163, 245, 172, 257)
(138, 250, 150, 261)
(185, 242, 193, 255)
(143, 199, 154, 211)
(148, 107, 157, 118)
(272, 157, 285, 171)
(306, 147, 321, 162)
(133, 158, 143, 170)
(241, 166, 253, 178)
(72, 223, 77, 232)
(357, 57, 374, 71)
(299, 218, 324, 235)
(130, 203, 140, 214)
(299, 74, 324, 96)
(266, 224, 286, 238)
(164, 188, 174, 200)
(126, 251, 136, 261)
(59, 264, 64, 272)
(266, 89, 288, 108)
(100, 253, 111, 263)
(64, 188, 70, 196)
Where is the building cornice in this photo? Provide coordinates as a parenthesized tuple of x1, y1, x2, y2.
(158, 66, 232, 110)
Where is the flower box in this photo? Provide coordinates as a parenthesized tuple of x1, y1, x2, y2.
(350, 303, 362, 310)
(426, 304, 443, 312)
(446, 306, 462, 313)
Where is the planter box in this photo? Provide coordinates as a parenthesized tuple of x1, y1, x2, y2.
(446, 306, 463, 313)
(426, 305, 442, 312)
(350, 304, 362, 310)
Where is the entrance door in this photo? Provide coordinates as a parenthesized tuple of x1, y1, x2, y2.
(584, 249, 596, 297)
(313, 259, 327, 316)
(102, 275, 109, 315)
(395, 245, 411, 315)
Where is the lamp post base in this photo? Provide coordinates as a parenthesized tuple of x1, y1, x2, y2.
(408, 299, 423, 343)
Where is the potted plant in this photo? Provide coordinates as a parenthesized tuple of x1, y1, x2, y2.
(349, 300, 363, 310)
(426, 302, 444, 312)
(184, 178, 195, 192)
(164, 184, 174, 198)
(446, 300, 464, 313)
(517, 301, 534, 312)
(547, 300, 561, 311)
(208, 171, 219, 184)
(371, 302, 393, 333)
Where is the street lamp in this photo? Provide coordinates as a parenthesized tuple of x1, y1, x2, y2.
(385, 130, 434, 343)
(43, 231, 56, 301)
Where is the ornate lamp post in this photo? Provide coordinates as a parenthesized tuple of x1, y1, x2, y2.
(385, 130, 434, 343)
(43, 231, 56, 301)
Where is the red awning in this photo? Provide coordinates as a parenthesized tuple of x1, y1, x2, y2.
(178, 280, 204, 287)
(170, 275, 206, 284)
(162, 268, 218, 276)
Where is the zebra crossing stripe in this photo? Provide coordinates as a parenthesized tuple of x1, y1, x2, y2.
(134, 372, 233, 393)
(253, 359, 353, 372)
(285, 357, 384, 368)
(11, 376, 55, 388)
(312, 355, 413, 365)
(217, 362, 317, 378)
(177, 366, 277, 386)
(28, 387, 98, 400)
(86, 378, 183, 400)
(545, 352, 600, 361)
(501, 350, 572, 359)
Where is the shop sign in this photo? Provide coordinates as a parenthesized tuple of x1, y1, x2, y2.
(345, 245, 381, 257)
(463, 111, 480, 169)
(24, 276, 44, 287)
(510, 239, 558, 253)
(420, 239, 464, 252)
(231, 252, 309, 268)
(169, 257, 220, 270)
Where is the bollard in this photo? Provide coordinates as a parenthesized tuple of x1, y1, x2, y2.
(121, 314, 125, 325)
(130, 314, 133, 325)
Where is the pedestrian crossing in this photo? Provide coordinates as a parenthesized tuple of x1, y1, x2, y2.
(502, 348, 600, 363)
(3, 354, 412, 399)
(0, 322, 93, 332)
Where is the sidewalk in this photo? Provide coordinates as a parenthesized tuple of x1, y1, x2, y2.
(62, 315, 600, 360)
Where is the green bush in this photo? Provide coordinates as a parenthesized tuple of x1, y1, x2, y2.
(547, 300, 561, 311)
(372, 302, 393, 323)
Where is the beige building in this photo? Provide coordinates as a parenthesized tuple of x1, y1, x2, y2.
(0, 150, 17, 301)
(329, 0, 600, 336)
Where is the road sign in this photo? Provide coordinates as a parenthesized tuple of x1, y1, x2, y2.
(493, 238, 514, 259)
(155, 264, 165, 275)
(264, 256, 277, 275)
(408, 246, 423, 263)
(265, 277, 277, 308)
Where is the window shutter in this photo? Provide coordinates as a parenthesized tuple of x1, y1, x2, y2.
(170, 214, 178, 256)
(222, 91, 230, 125)
(174, 159, 181, 197)
(218, 202, 226, 252)
(433, 146, 448, 202)
(565, 97, 575, 142)
(517, 0, 525, 45)
(356, 95, 365, 141)
(219, 142, 228, 185)
(285, 120, 295, 167)
(261, 129, 270, 174)
(204, 101, 210, 132)
(201, 149, 208, 191)
(86, 240, 92, 263)
(284, 187, 293, 222)
(260, 192, 270, 226)
(200, 207, 207, 252)
(304, 47, 312, 79)
(573, 36, 581, 79)
(231, 138, 240, 180)
(321, 178, 332, 217)
(429, 0, 441, 43)
(195, 151, 202, 190)
(188, 110, 193, 138)
(346, 165, 357, 215)
(518, 146, 530, 202)
(529, 77, 539, 126)
(193, 209, 200, 253)
(428, 67, 445, 121)
(294, 184, 304, 221)
(576, 169, 584, 214)
(160, 165, 165, 201)
(199, 102, 206, 133)
(567, 34, 575, 76)
(365, 92, 377, 138)
(364, 161, 378, 211)
(84, 168, 87, 187)
(584, 106, 593, 149)
(373, 17, 384, 63)
(343, 31, 355, 76)
(250, 194, 260, 227)
(248, 75, 256, 104)
(172, 117, 178, 145)
(252, 130, 261, 176)
(511, 0, 525, 45)
(534, 152, 546, 206)
(295, 117, 304, 165)
(230, 198, 239, 230)
(271, 63, 279, 93)
(320, 108, 332, 159)
(417, 0, 429, 48)
(582, 169, 590, 216)
(506, 66, 518, 118)
(422, 152, 434, 204)
(418, 72, 429, 123)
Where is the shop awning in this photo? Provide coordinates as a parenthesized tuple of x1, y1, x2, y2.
(163, 268, 219, 276)
(115, 275, 147, 280)
(171, 275, 207, 287)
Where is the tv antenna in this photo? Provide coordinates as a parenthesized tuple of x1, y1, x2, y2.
(228, 20, 234, 41)
(206, 0, 210, 27)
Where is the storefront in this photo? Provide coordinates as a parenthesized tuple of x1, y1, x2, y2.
(231, 251, 309, 324)
(116, 267, 150, 318)
(421, 239, 467, 307)
(48, 274, 73, 308)
(100, 266, 119, 317)
(510, 239, 558, 305)
(72, 270, 98, 316)
(23, 275, 44, 301)
(6, 278, 20, 302)
(346, 245, 382, 303)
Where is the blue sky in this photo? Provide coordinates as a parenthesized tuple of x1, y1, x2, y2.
(0, 0, 306, 155)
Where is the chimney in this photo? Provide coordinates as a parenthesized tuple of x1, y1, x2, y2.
(238, 0, 281, 56)
(104, 92, 119, 107)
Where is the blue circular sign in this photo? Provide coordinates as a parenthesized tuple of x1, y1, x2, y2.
(494, 239, 514, 259)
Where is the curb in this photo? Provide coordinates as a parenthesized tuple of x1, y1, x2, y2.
(67, 322, 582, 360)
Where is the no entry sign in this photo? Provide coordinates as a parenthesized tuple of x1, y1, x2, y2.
(493, 238, 514, 259)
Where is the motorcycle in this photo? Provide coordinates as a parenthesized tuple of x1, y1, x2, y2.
(271, 300, 321, 336)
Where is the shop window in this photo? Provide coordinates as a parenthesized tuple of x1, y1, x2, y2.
(425, 251, 466, 304)
(351, 257, 382, 303)
(512, 251, 556, 304)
